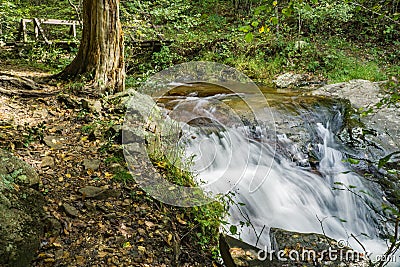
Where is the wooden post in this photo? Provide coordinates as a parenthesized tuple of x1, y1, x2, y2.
(33, 18, 51, 44)
(18, 18, 80, 44)
(34, 24, 39, 40)
(21, 19, 28, 43)
(69, 22, 77, 38)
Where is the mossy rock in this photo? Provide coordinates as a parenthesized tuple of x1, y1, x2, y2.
(0, 149, 44, 267)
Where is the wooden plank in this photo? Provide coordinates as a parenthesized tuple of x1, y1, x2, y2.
(33, 18, 51, 45)
(40, 19, 80, 26)
(17, 18, 82, 43)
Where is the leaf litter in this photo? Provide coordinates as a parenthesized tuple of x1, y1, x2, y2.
(0, 66, 221, 267)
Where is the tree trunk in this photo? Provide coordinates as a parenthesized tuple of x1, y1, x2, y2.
(59, 0, 125, 94)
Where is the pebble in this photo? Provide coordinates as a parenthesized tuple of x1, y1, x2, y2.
(63, 203, 80, 217)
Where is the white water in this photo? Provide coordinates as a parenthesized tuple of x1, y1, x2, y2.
(176, 98, 397, 264)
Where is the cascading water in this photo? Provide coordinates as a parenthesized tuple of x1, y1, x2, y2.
(163, 88, 396, 264)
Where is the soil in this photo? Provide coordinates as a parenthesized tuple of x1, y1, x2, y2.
(0, 65, 219, 267)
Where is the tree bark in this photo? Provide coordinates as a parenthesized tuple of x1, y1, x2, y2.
(58, 0, 125, 94)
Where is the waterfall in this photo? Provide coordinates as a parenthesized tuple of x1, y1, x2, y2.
(165, 91, 396, 264)
(185, 122, 386, 249)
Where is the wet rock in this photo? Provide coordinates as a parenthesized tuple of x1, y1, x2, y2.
(62, 203, 79, 217)
(220, 229, 369, 267)
(0, 149, 44, 267)
(270, 228, 369, 266)
(312, 79, 381, 108)
(83, 159, 101, 170)
(312, 79, 400, 155)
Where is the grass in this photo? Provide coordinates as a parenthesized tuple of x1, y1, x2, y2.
(146, 138, 226, 260)
(325, 56, 387, 83)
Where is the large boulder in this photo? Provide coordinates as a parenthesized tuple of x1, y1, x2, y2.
(220, 228, 369, 267)
(0, 149, 44, 267)
(312, 79, 382, 108)
(312, 79, 399, 158)
(273, 73, 307, 88)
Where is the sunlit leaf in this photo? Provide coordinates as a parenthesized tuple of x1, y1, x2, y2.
(239, 25, 252, 33)
(230, 225, 238, 235)
(378, 151, 400, 169)
(251, 21, 259, 27)
(245, 32, 254, 43)
(343, 158, 360, 165)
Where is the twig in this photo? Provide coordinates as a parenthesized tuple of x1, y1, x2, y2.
(350, 2, 400, 25)
(67, 0, 82, 28)
(256, 225, 266, 247)
(350, 233, 368, 255)
(378, 218, 400, 267)
(316, 215, 329, 241)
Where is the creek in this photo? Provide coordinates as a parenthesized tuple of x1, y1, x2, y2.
(156, 82, 397, 263)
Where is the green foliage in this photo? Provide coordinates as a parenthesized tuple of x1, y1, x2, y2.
(145, 132, 226, 260)
(0, 0, 78, 42)
(23, 122, 46, 147)
(294, 1, 355, 35)
(17, 44, 76, 71)
(0, 168, 24, 190)
(112, 170, 134, 184)
(119, 0, 397, 86)
(151, 46, 182, 71)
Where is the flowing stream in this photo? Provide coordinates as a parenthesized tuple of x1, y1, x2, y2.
(157, 83, 396, 263)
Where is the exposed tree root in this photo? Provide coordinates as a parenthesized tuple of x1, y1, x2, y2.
(0, 72, 59, 97)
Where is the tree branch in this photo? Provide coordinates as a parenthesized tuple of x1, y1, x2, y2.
(351, 2, 400, 25)
(67, 0, 83, 28)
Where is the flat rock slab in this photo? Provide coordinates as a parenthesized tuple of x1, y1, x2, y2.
(83, 159, 101, 170)
(312, 79, 381, 108)
(43, 135, 64, 149)
(79, 185, 120, 199)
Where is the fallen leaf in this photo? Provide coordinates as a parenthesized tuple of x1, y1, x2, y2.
(176, 215, 187, 225)
(167, 233, 173, 246)
(145, 221, 155, 228)
(98, 251, 108, 258)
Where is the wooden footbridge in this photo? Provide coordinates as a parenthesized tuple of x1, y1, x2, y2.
(5, 18, 171, 51)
